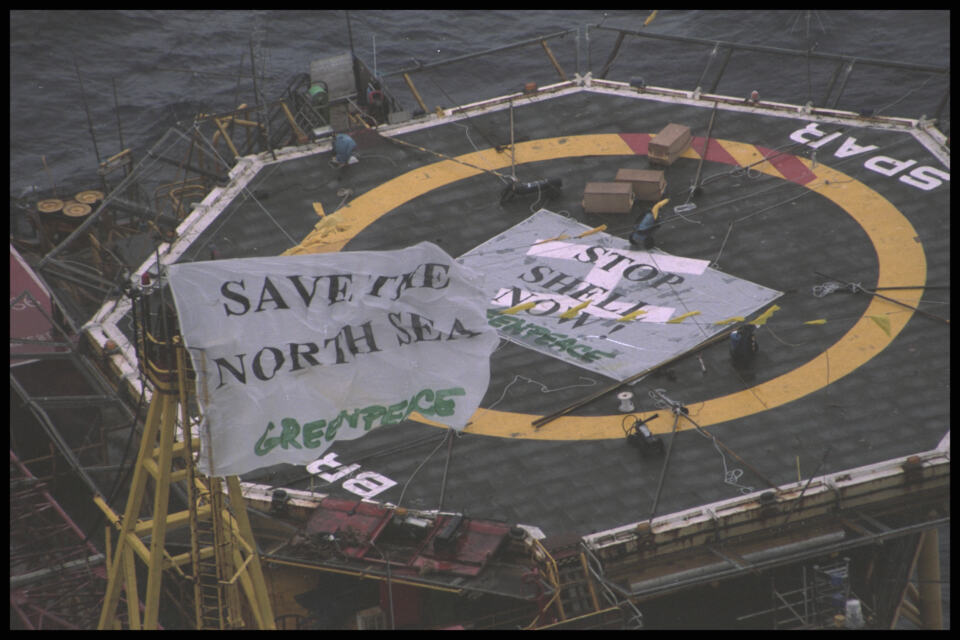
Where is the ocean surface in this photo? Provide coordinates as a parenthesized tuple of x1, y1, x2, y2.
(9, 9, 950, 202)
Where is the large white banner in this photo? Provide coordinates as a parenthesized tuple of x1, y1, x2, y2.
(167, 243, 499, 477)
(458, 210, 782, 381)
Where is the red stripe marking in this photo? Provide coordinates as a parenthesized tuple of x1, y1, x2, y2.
(618, 133, 651, 156)
(619, 133, 816, 186)
(755, 145, 817, 185)
(690, 136, 740, 167)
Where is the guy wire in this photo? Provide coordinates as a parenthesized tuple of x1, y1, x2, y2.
(396, 428, 452, 509)
(648, 410, 681, 521)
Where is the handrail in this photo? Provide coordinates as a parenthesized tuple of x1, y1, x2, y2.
(381, 29, 577, 78)
(524, 537, 564, 628)
(591, 24, 949, 75)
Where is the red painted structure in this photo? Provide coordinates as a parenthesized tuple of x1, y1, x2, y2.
(304, 497, 513, 578)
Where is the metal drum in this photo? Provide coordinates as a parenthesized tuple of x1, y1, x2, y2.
(75, 190, 104, 205)
(62, 201, 93, 218)
(36, 198, 64, 214)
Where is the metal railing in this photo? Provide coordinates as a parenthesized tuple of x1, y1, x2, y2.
(589, 24, 950, 123)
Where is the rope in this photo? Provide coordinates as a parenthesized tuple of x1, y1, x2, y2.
(710, 221, 735, 268)
(647, 406, 681, 521)
(395, 428, 453, 509)
(437, 427, 455, 512)
(649, 388, 774, 494)
(487, 374, 599, 411)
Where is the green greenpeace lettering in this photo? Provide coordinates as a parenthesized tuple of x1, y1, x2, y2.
(486, 310, 616, 363)
(254, 386, 466, 456)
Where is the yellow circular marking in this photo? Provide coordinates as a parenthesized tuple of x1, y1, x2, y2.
(288, 134, 926, 438)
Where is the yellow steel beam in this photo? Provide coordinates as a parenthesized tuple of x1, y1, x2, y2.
(279, 101, 309, 143)
(900, 599, 924, 627)
(135, 505, 211, 535)
(122, 544, 141, 630)
(525, 538, 564, 628)
(918, 529, 943, 629)
(227, 118, 266, 128)
(540, 39, 567, 81)
(228, 474, 277, 628)
(97, 336, 313, 630)
(167, 544, 215, 570)
(151, 437, 202, 460)
(579, 552, 601, 612)
(142, 456, 189, 484)
(99, 494, 212, 542)
(213, 117, 241, 160)
(403, 73, 428, 113)
(98, 392, 165, 629)
(143, 394, 178, 629)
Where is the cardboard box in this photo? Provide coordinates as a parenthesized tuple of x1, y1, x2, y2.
(615, 169, 666, 201)
(582, 182, 635, 214)
(649, 123, 692, 166)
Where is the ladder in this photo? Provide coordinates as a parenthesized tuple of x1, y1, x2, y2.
(193, 511, 224, 629)
(556, 553, 599, 618)
(95, 283, 276, 629)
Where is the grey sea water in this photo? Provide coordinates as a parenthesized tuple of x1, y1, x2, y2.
(9, 10, 950, 201)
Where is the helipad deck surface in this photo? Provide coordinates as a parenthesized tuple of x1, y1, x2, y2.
(169, 87, 949, 538)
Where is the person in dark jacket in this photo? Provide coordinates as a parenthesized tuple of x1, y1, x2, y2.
(629, 198, 669, 250)
(330, 133, 358, 167)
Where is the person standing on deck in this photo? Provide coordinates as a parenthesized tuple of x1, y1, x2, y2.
(629, 198, 669, 250)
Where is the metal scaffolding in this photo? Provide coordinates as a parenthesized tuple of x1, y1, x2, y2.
(94, 274, 275, 629)
(10, 450, 129, 630)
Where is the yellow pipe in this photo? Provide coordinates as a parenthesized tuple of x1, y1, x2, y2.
(134, 504, 210, 535)
(229, 118, 266, 128)
(151, 437, 202, 460)
(403, 73, 428, 113)
(213, 117, 241, 159)
(900, 599, 923, 627)
(225, 476, 275, 628)
(143, 395, 178, 629)
(540, 39, 568, 80)
(98, 393, 164, 629)
(280, 101, 308, 143)
(167, 545, 215, 570)
(142, 456, 189, 483)
(579, 552, 601, 611)
(123, 544, 141, 629)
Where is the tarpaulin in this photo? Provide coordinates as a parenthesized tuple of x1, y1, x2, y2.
(458, 210, 782, 381)
(167, 242, 498, 477)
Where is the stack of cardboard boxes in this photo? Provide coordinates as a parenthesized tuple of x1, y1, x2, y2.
(581, 123, 688, 214)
